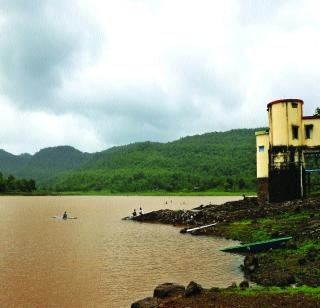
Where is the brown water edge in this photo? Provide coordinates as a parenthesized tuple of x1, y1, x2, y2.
(0, 196, 244, 307)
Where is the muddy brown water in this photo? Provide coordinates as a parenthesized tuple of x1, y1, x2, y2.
(0, 196, 244, 307)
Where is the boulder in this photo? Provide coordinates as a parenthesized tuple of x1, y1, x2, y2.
(153, 283, 185, 299)
(239, 280, 249, 290)
(131, 297, 158, 308)
(286, 274, 296, 285)
(243, 255, 259, 273)
(307, 250, 317, 261)
(185, 281, 203, 297)
(209, 287, 220, 293)
(227, 282, 237, 289)
(180, 227, 188, 233)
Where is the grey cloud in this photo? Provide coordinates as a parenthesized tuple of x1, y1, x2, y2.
(1, 0, 320, 155)
(0, 1, 99, 108)
(51, 47, 244, 147)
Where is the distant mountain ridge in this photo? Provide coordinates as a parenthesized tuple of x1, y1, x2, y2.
(0, 129, 259, 192)
(0, 149, 31, 173)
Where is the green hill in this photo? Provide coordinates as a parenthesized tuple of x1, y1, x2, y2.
(0, 146, 91, 187)
(0, 150, 31, 173)
(0, 129, 259, 193)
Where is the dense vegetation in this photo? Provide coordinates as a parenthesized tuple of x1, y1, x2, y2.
(0, 129, 259, 193)
(0, 172, 36, 193)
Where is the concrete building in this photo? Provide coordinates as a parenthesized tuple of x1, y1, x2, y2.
(256, 99, 320, 203)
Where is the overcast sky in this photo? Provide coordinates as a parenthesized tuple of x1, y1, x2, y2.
(1, 0, 320, 154)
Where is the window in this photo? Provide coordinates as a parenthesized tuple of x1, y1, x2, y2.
(305, 124, 313, 139)
(292, 126, 299, 139)
(258, 146, 265, 152)
(291, 102, 298, 108)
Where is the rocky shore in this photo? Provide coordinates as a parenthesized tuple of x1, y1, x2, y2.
(132, 281, 320, 308)
(131, 196, 320, 306)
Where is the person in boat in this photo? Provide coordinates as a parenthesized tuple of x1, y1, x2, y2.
(139, 207, 144, 215)
(63, 211, 67, 220)
(132, 209, 137, 217)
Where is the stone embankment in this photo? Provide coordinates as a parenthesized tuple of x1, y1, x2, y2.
(130, 196, 320, 306)
(131, 281, 320, 308)
(133, 197, 320, 240)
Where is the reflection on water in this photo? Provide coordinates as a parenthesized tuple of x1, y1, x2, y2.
(0, 196, 243, 307)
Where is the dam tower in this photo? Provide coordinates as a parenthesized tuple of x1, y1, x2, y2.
(256, 99, 320, 203)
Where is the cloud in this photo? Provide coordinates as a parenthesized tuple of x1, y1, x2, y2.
(0, 0, 100, 108)
(0, 95, 105, 154)
(1, 0, 320, 154)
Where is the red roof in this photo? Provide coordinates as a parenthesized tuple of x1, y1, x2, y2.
(267, 99, 304, 108)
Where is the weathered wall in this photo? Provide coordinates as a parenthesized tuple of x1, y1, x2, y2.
(257, 177, 269, 203)
(269, 166, 304, 202)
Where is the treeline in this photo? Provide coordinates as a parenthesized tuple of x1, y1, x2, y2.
(53, 170, 255, 193)
(0, 172, 36, 193)
(51, 129, 258, 193)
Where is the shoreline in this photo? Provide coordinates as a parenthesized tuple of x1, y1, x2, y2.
(130, 196, 320, 306)
(0, 190, 256, 197)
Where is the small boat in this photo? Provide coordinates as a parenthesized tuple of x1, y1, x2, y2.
(221, 236, 292, 253)
(52, 216, 78, 220)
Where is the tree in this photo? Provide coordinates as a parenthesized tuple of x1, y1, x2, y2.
(224, 178, 235, 191)
(238, 178, 246, 190)
(7, 174, 16, 191)
(314, 107, 320, 116)
(0, 172, 5, 192)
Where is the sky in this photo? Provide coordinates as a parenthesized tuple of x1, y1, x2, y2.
(1, 0, 320, 154)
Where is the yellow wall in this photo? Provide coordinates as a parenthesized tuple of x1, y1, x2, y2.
(268, 100, 303, 146)
(269, 103, 288, 146)
(256, 132, 269, 178)
(287, 102, 302, 146)
(302, 118, 320, 147)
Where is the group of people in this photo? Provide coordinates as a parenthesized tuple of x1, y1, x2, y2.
(132, 207, 144, 217)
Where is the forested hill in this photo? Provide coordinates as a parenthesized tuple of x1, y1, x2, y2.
(0, 129, 259, 192)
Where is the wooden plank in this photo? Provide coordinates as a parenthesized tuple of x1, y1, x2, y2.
(186, 222, 217, 233)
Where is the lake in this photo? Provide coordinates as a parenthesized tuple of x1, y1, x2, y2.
(0, 196, 244, 307)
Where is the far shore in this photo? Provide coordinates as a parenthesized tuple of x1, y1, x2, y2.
(0, 190, 256, 197)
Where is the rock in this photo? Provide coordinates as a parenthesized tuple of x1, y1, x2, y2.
(180, 227, 188, 233)
(261, 278, 272, 286)
(131, 297, 158, 308)
(285, 241, 297, 250)
(239, 280, 249, 290)
(153, 283, 185, 299)
(307, 250, 317, 261)
(271, 231, 280, 238)
(298, 258, 307, 265)
(248, 265, 255, 272)
(185, 281, 203, 297)
(227, 282, 237, 289)
(209, 287, 220, 293)
(243, 255, 259, 273)
(286, 274, 296, 285)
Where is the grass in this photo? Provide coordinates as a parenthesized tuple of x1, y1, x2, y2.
(223, 285, 320, 298)
(297, 240, 320, 253)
